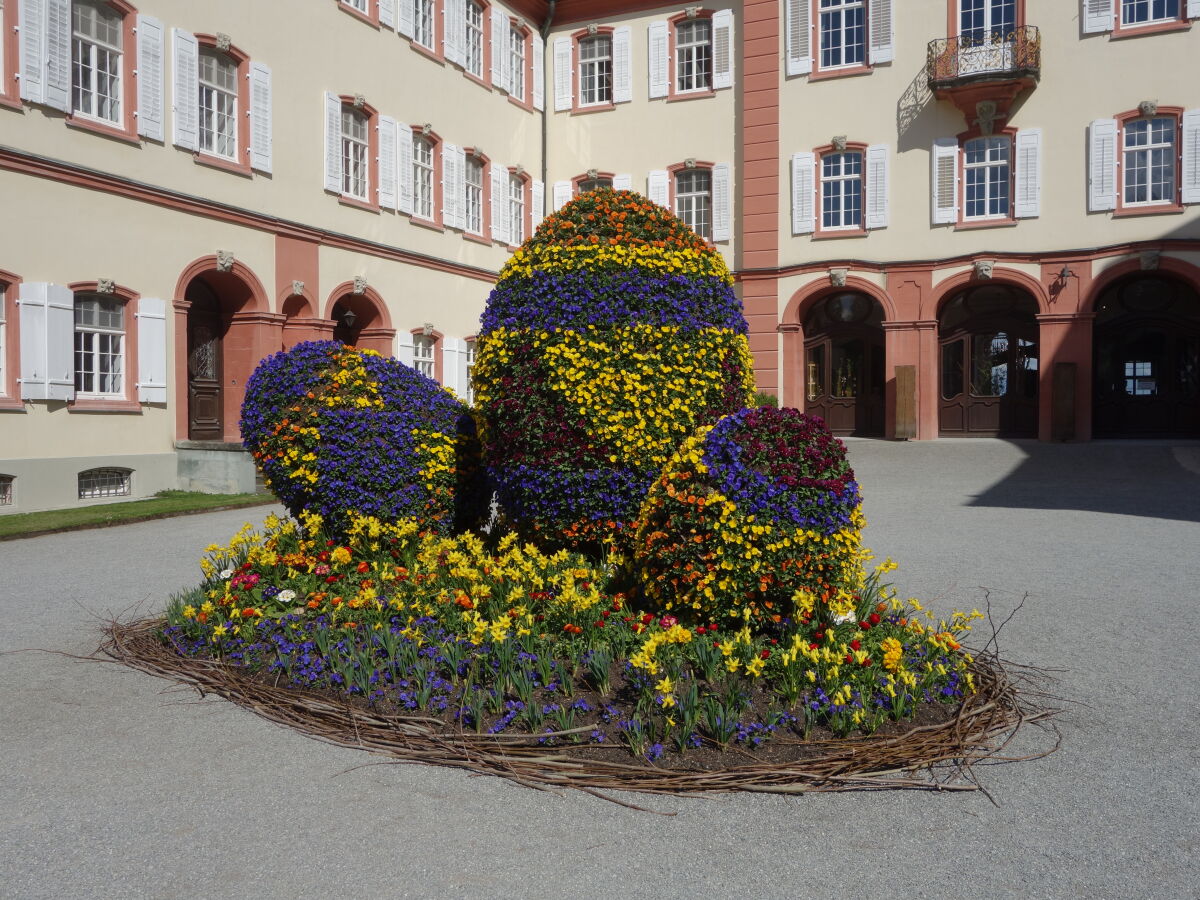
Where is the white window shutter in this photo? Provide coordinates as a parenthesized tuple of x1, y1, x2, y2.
(867, 0, 893, 64)
(41, 0, 70, 111)
(552, 180, 571, 210)
(785, 0, 812, 76)
(248, 62, 273, 174)
(378, 115, 398, 210)
(172, 29, 200, 151)
(1014, 129, 1042, 219)
(398, 0, 414, 38)
(1189, 0, 1200, 19)
(442, 143, 461, 228)
(1181, 108, 1200, 204)
(491, 7, 507, 90)
(1088, 118, 1118, 212)
(18, 283, 73, 401)
(441, 336, 462, 395)
(532, 34, 545, 110)
(791, 152, 815, 234)
(442, 0, 459, 65)
(865, 143, 889, 229)
(454, 145, 469, 227)
(380, 0, 396, 30)
(711, 163, 732, 242)
(490, 163, 507, 242)
(18, 0, 46, 104)
(613, 173, 632, 191)
(136, 297, 167, 403)
(611, 26, 632, 103)
(396, 121, 414, 213)
(324, 92, 343, 193)
(531, 179, 545, 232)
(647, 170, 669, 208)
(135, 15, 165, 141)
(1082, 0, 1114, 33)
(553, 37, 571, 111)
(712, 9, 734, 90)
(648, 21, 669, 99)
(397, 331, 415, 366)
(931, 138, 960, 224)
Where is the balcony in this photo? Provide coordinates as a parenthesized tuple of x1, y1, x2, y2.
(926, 26, 1040, 120)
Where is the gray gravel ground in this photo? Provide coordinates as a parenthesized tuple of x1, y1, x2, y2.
(2, 439, 1199, 900)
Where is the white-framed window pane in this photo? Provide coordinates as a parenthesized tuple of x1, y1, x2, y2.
(1122, 0, 1179, 25)
(74, 295, 124, 395)
(674, 169, 712, 240)
(72, 0, 123, 124)
(675, 19, 712, 92)
(959, 0, 1016, 41)
(344, 0, 369, 12)
(465, 1, 485, 77)
(465, 157, 484, 234)
(963, 136, 1010, 219)
(819, 0, 865, 69)
(413, 136, 435, 219)
(78, 467, 130, 499)
(198, 50, 237, 159)
(576, 177, 613, 195)
(1123, 117, 1176, 205)
(509, 27, 526, 100)
(413, 0, 435, 48)
(821, 151, 863, 229)
(341, 107, 369, 200)
(465, 340, 476, 404)
(413, 334, 436, 379)
(508, 174, 525, 244)
(578, 35, 612, 105)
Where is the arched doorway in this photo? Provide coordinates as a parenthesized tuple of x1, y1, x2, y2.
(803, 292, 885, 436)
(939, 285, 1039, 437)
(331, 299, 365, 346)
(185, 279, 225, 441)
(1093, 275, 1200, 437)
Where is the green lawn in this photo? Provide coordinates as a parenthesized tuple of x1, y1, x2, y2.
(0, 490, 276, 541)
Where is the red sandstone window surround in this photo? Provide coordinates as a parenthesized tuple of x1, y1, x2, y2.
(930, 126, 1041, 227)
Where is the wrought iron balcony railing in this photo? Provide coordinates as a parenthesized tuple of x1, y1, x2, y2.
(926, 25, 1041, 90)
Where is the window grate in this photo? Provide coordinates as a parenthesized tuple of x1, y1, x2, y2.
(0, 475, 12, 507)
(78, 468, 131, 500)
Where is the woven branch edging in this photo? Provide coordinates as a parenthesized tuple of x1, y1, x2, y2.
(100, 617, 1059, 803)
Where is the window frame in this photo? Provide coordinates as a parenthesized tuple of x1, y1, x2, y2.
(506, 168, 529, 246)
(508, 20, 527, 102)
(190, 35, 252, 176)
(411, 129, 443, 226)
(960, 133, 1013, 222)
(411, 0, 438, 52)
(1120, 0, 1183, 27)
(464, 337, 477, 404)
(65, 0, 138, 142)
(336, 95, 380, 212)
(670, 163, 715, 242)
(78, 466, 131, 500)
(570, 27, 614, 113)
(0, 270, 20, 410)
(464, 0, 487, 81)
(1115, 107, 1185, 215)
(670, 12, 715, 99)
(816, 142, 867, 235)
(340, 105, 372, 203)
(68, 282, 141, 412)
(951, 0, 1021, 42)
(463, 151, 488, 239)
(410, 329, 443, 382)
(338, 0, 381, 27)
(817, 0, 867, 73)
(1111, 0, 1190, 35)
(573, 172, 616, 196)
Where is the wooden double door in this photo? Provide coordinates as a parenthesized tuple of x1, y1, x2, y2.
(186, 282, 225, 441)
(804, 330, 886, 437)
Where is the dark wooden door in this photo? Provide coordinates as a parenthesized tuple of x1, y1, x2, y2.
(186, 286, 224, 441)
(1094, 322, 1200, 437)
(939, 326, 1038, 437)
(804, 333, 885, 437)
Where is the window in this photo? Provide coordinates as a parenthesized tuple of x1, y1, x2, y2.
(675, 168, 712, 240)
(341, 106, 369, 200)
(74, 295, 124, 396)
(413, 0, 435, 49)
(576, 176, 613, 195)
(343, 0, 368, 12)
(0, 286, 6, 398)
(0, 474, 11, 506)
(578, 35, 612, 106)
(509, 24, 526, 101)
(675, 18, 712, 92)
(413, 334, 436, 378)
(1122, 0, 1180, 26)
(1123, 117, 1175, 206)
(963, 135, 1010, 220)
(413, 134, 435, 220)
(71, 0, 122, 124)
(959, 0, 1016, 43)
(198, 49, 237, 160)
(507, 172, 525, 244)
(821, 150, 863, 229)
(819, 0, 865, 69)
(465, 156, 484, 234)
(465, 0, 484, 77)
(78, 467, 130, 499)
(465, 339, 476, 403)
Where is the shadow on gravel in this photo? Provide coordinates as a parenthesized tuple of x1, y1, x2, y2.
(967, 440, 1200, 523)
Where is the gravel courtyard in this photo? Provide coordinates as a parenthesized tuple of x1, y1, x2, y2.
(2, 438, 1198, 899)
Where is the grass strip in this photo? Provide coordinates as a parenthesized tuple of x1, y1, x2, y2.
(0, 490, 276, 541)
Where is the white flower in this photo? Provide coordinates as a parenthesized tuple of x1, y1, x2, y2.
(833, 610, 855, 624)
(276, 589, 297, 603)
(219, 568, 234, 579)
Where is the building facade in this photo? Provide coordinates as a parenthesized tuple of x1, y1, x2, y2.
(1, 0, 1198, 513)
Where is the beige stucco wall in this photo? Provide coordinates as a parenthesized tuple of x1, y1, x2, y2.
(778, 0, 1200, 265)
